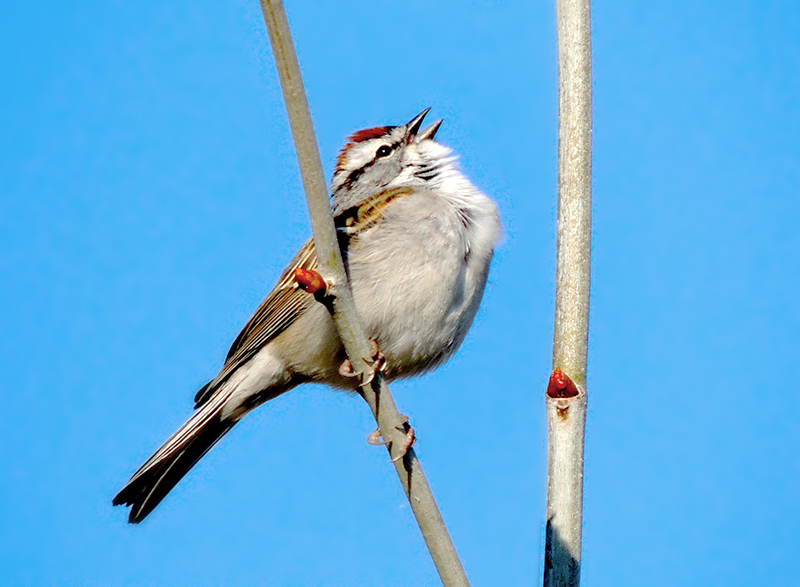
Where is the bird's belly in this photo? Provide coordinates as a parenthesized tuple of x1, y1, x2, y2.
(342, 190, 496, 380)
(349, 241, 481, 379)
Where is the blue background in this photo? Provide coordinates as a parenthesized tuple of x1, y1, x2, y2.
(2, 1, 798, 585)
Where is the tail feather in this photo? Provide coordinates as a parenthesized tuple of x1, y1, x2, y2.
(113, 397, 235, 523)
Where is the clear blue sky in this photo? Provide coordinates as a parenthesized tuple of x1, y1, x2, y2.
(2, 1, 798, 585)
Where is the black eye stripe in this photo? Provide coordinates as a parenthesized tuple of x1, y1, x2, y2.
(342, 140, 402, 190)
(344, 168, 363, 188)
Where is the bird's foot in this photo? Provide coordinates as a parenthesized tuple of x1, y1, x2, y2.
(366, 428, 386, 446)
(367, 414, 416, 462)
(339, 358, 356, 378)
(359, 338, 385, 386)
(338, 338, 385, 386)
(365, 338, 386, 373)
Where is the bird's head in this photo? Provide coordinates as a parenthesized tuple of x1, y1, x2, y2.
(330, 108, 445, 210)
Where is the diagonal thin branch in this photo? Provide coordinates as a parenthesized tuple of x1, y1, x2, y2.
(257, 2, 471, 585)
(544, 0, 592, 586)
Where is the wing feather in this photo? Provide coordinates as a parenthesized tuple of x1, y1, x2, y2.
(194, 239, 317, 407)
(195, 187, 413, 408)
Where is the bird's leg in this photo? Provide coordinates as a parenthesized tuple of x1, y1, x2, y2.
(367, 414, 416, 462)
(359, 338, 413, 459)
(295, 272, 409, 455)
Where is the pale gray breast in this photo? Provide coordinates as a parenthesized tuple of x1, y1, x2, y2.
(345, 189, 479, 377)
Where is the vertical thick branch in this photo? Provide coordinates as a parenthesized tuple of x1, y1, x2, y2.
(544, 0, 592, 586)
(257, 2, 470, 585)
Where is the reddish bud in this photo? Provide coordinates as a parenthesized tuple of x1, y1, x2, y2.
(294, 268, 327, 295)
(547, 368, 579, 399)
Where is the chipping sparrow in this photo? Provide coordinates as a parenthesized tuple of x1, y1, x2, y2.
(113, 109, 502, 523)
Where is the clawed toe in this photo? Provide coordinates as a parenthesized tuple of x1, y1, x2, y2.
(341, 338, 387, 386)
(366, 428, 386, 446)
(357, 338, 386, 386)
(339, 358, 357, 378)
(391, 416, 416, 462)
(366, 414, 416, 462)
(365, 338, 386, 372)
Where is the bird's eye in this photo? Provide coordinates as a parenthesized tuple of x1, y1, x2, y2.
(375, 145, 392, 158)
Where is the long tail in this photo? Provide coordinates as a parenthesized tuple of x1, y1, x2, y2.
(113, 392, 235, 524)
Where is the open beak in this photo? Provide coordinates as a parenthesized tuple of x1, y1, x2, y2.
(415, 119, 443, 142)
(406, 108, 431, 139)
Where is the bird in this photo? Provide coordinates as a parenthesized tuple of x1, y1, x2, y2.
(113, 109, 502, 523)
